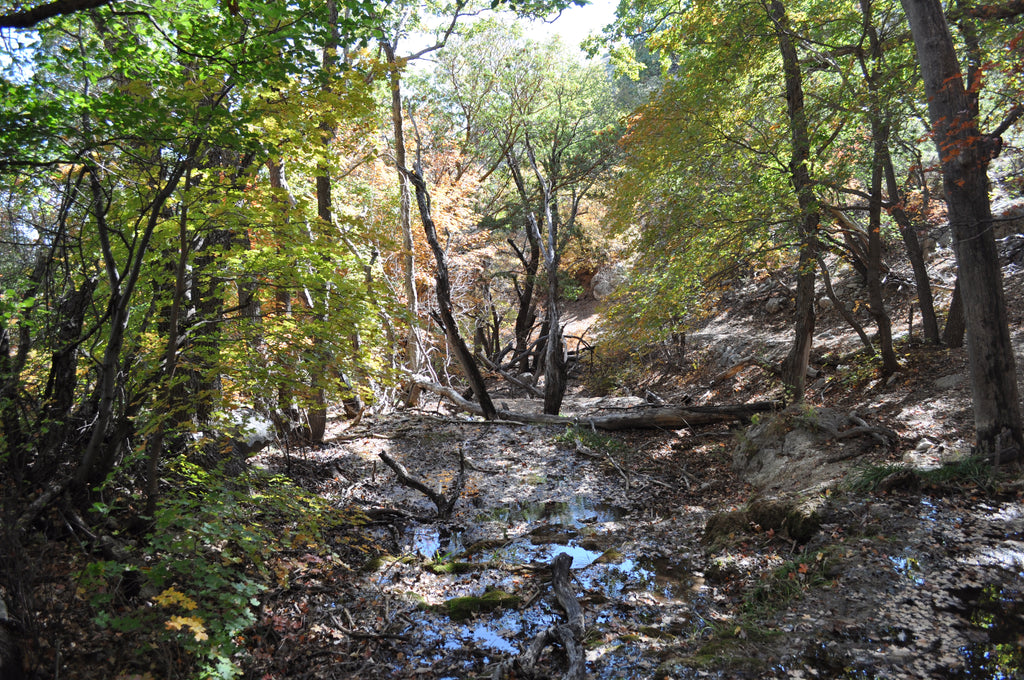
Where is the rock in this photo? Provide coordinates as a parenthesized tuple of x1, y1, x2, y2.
(817, 296, 834, 312)
(766, 297, 787, 314)
(933, 374, 965, 390)
(591, 262, 627, 300)
(733, 406, 875, 492)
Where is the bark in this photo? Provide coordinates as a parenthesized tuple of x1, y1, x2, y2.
(75, 141, 199, 488)
(0, 595, 23, 680)
(883, 152, 940, 343)
(817, 255, 874, 351)
(381, 40, 422, 404)
(405, 166, 497, 420)
(524, 143, 567, 415)
(145, 170, 193, 516)
(866, 126, 900, 374)
(942, 278, 966, 348)
(378, 450, 465, 520)
(0, 0, 114, 27)
(770, 0, 820, 402)
(506, 152, 543, 374)
(493, 553, 584, 680)
(857, 0, 899, 374)
(306, 0, 340, 443)
(902, 0, 1023, 460)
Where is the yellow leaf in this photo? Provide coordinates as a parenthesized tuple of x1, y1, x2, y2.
(154, 588, 198, 611)
(165, 615, 208, 642)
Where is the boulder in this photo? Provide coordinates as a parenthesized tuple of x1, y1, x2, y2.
(591, 263, 627, 300)
(733, 406, 884, 492)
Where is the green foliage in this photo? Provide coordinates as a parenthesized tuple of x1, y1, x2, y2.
(78, 459, 372, 678)
(847, 462, 909, 493)
(743, 547, 839, 616)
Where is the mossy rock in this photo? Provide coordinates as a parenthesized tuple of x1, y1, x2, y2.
(594, 548, 625, 564)
(528, 524, 578, 545)
(577, 537, 605, 552)
(701, 510, 750, 547)
(427, 561, 478, 575)
(703, 496, 824, 547)
(363, 554, 416, 572)
(400, 590, 430, 610)
(705, 555, 745, 583)
(444, 589, 521, 620)
(462, 538, 507, 557)
(638, 625, 676, 640)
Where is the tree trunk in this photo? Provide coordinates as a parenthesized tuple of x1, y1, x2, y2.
(770, 0, 820, 402)
(405, 165, 497, 420)
(866, 124, 900, 374)
(76, 143, 197, 489)
(382, 40, 422, 405)
(523, 143, 568, 415)
(883, 152, 940, 343)
(857, 0, 900, 374)
(901, 0, 1023, 460)
(942, 277, 966, 348)
(506, 152, 542, 374)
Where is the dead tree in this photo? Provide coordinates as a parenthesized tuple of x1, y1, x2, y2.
(403, 162, 497, 420)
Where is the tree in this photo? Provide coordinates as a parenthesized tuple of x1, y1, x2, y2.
(900, 0, 1023, 460)
(421, 24, 621, 412)
(0, 0, 386, 523)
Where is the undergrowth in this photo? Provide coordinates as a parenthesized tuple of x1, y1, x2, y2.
(848, 456, 996, 493)
(554, 424, 624, 454)
(743, 547, 841, 617)
(78, 457, 373, 679)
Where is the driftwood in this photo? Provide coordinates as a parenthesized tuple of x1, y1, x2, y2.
(411, 374, 780, 431)
(493, 552, 585, 680)
(378, 449, 466, 520)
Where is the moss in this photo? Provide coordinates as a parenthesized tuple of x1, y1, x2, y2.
(444, 589, 521, 620)
(428, 561, 478, 575)
(595, 548, 625, 564)
(400, 590, 430, 610)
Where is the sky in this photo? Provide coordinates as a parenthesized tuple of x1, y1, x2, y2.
(520, 0, 620, 52)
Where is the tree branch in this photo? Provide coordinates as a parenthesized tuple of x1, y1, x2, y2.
(0, 0, 115, 28)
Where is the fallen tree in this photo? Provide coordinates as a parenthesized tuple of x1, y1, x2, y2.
(493, 552, 584, 680)
(410, 374, 781, 431)
(378, 450, 466, 520)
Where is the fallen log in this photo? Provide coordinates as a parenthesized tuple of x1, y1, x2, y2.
(378, 449, 466, 520)
(493, 552, 585, 680)
(411, 374, 780, 430)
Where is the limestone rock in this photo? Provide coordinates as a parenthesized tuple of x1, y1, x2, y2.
(591, 263, 627, 300)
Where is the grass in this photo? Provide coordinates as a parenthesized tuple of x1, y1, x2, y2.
(848, 456, 996, 493)
(553, 425, 625, 458)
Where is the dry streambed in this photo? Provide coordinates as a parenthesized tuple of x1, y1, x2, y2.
(285, 405, 1024, 679)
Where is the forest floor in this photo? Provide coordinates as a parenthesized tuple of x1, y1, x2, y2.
(237, 243, 1024, 679)
(18, 241, 1024, 679)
